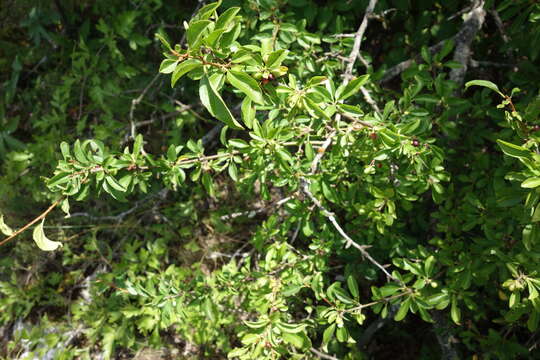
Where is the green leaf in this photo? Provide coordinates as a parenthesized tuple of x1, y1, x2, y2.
(200, 75, 244, 129)
(282, 332, 304, 349)
(171, 59, 202, 87)
(215, 7, 240, 30)
(497, 139, 532, 159)
(0, 214, 14, 236)
(105, 176, 127, 193)
(424, 255, 436, 276)
(244, 319, 269, 329)
(532, 203, 540, 222)
(154, 33, 173, 52)
(229, 139, 249, 148)
(337, 75, 370, 101)
(194, 1, 221, 21)
(335, 326, 349, 342)
(332, 287, 354, 305)
(304, 97, 330, 120)
(420, 46, 431, 64)
(322, 324, 335, 345)
(347, 275, 359, 299)
(186, 20, 212, 48)
(33, 219, 62, 251)
(241, 97, 255, 128)
(394, 297, 411, 321)
(451, 297, 461, 324)
(159, 59, 178, 74)
(60, 198, 70, 216)
(276, 321, 308, 334)
(73, 140, 88, 164)
(202, 172, 215, 197)
(228, 162, 238, 181)
(47, 172, 71, 188)
(133, 134, 143, 155)
(266, 49, 288, 68)
(227, 70, 264, 104)
(167, 145, 177, 162)
(465, 80, 504, 97)
(522, 177, 540, 188)
(60, 142, 70, 159)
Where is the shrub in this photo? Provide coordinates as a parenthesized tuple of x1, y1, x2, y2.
(1, 0, 540, 358)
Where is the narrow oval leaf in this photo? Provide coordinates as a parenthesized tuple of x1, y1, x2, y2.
(106, 176, 127, 192)
(154, 33, 173, 52)
(73, 140, 89, 164)
(497, 139, 532, 160)
(215, 7, 240, 30)
(186, 20, 212, 48)
(0, 214, 14, 236)
(266, 49, 288, 68)
(394, 297, 411, 321)
(171, 59, 202, 87)
(241, 97, 255, 128)
(282, 332, 304, 349)
(304, 97, 330, 120)
(522, 177, 540, 188)
(33, 219, 62, 251)
(451, 297, 461, 324)
(322, 324, 336, 345)
(276, 321, 308, 334)
(200, 75, 244, 129)
(47, 172, 71, 188)
(159, 59, 178, 74)
(465, 80, 504, 97)
(347, 275, 360, 299)
(337, 74, 370, 101)
(60, 142, 70, 159)
(226, 70, 264, 104)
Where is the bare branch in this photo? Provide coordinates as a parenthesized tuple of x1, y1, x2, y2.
(450, 1, 486, 88)
(301, 180, 402, 284)
(381, 1, 486, 86)
(0, 197, 64, 247)
(310, 347, 339, 360)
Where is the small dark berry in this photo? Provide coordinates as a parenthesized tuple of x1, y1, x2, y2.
(261, 78, 270, 85)
(376, 162, 383, 168)
(412, 139, 420, 147)
(369, 132, 377, 140)
(533, 125, 540, 132)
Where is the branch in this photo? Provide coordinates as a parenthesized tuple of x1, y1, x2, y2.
(344, 0, 381, 114)
(301, 180, 402, 284)
(379, 40, 448, 84)
(310, 0, 380, 174)
(220, 196, 293, 221)
(344, 0, 378, 82)
(380, 1, 485, 85)
(310, 347, 339, 360)
(0, 197, 64, 247)
(449, 1, 485, 89)
(431, 310, 460, 360)
(129, 73, 161, 140)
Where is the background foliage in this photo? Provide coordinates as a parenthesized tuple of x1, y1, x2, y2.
(1, 0, 540, 359)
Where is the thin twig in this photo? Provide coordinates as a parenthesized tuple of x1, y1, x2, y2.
(129, 73, 161, 140)
(310, 347, 339, 360)
(343, 0, 377, 82)
(220, 196, 293, 221)
(381, 1, 485, 85)
(0, 197, 64, 247)
(301, 181, 401, 284)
